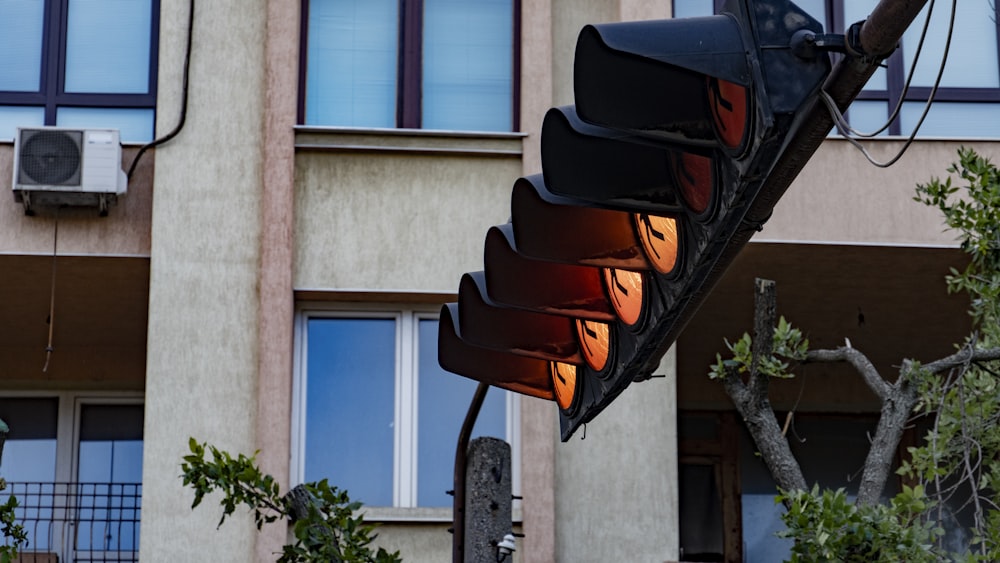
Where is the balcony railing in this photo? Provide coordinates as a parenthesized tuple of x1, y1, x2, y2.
(1, 482, 141, 563)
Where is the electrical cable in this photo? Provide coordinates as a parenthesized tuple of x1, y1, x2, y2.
(42, 208, 59, 373)
(836, 0, 936, 138)
(125, 0, 195, 181)
(822, 0, 956, 168)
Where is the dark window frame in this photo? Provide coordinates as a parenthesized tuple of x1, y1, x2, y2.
(298, 0, 521, 132)
(0, 0, 160, 126)
(830, 0, 1000, 135)
(691, 0, 1000, 136)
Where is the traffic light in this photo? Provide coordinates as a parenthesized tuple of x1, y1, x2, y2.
(439, 0, 833, 440)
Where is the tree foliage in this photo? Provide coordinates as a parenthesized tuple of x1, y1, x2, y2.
(711, 148, 1000, 561)
(0, 479, 27, 563)
(777, 485, 942, 562)
(181, 438, 402, 563)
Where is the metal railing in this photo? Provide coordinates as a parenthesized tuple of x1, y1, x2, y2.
(2, 482, 141, 563)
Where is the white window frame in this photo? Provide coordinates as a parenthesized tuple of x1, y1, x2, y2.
(291, 303, 521, 515)
(0, 390, 143, 484)
(0, 390, 144, 561)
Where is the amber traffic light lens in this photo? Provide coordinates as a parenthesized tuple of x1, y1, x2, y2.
(575, 318, 610, 372)
(707, 77, 750, 152)
(550, 362, 578, 411)
(634, 214, 679, 275)
(603, 268, 644, 326)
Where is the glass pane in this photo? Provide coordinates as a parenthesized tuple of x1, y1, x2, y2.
(56, 107, 155, 143)
(672, 0, 714, 18)
(416, 318, 506, 507)
(741, 416, 889, 562)
(65, 0, 153, 94)
(0, 398, 59, 552)
(901, 101, 1000, 138)
(903, 0, 998, 88)
(0, 0, 44, 91)
(305, 317, 396, 506)
(78, 404, 144, 482)
(0, 398, 58, 480)
(0, 106, 45, 141)
(305, 0, 398, 127)
(76, 404, 143, 553)
(787, 0, 827, 30)
(423, 0, 513, 131)
(678, 463, 724, 560)
(742, 493, 790, 560)
(842, 100, 890, 136)
(844, 0, 887, 90)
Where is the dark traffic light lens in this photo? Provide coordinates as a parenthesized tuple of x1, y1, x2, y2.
(708, 77, 750, 153)
(670, 152, 714, 216)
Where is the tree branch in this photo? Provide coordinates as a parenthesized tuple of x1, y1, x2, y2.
(806, 345, 890, 402)
(721, 279, 807, 496)
(923, 346, 1000, 375)
(748, 279, 777, 402)
(855, 367, 918, 505)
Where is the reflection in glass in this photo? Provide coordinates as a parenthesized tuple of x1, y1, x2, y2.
(423, 0, 513, 131)
(417, 318, 506, 507)
(305, 317, 396, 506)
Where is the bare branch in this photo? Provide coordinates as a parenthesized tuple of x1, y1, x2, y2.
(806, 345, 890, 402)
(719, 279, 807, 496)
(923, 346, 1000, 375)
(750, 280, 777, 375)
(855, 378, 918, 505)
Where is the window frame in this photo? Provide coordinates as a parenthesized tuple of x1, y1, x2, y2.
(0, 391, 144, 560)
(832, 0, 1000, 136)
(679, 0, 1000, 137)
(296, 0, 522, 132)
(0, 390, 144, 484)
(291, 303, 520, 514)
(0, 0, 160, 134)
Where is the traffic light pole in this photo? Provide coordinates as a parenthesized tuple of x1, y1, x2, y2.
(452, 382, 489, 563)
(677, 0, 932, 348)
(752, 0, 928, 218)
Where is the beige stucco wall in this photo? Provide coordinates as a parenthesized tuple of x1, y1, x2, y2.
(294, 142, 522, 294)
(140, 0, 266, 560)
(765, 139, 1000, 246)
(555, 348, 679, 562)
(0, 144, 153, 256)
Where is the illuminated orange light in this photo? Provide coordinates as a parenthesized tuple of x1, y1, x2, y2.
(550, 362, 578, 411)
(603, 268, 644, 326)
(634, 214, 679, 275)
(575, 318, 610, 372)
(670, 152, 713, 215)
(707, 77, 749, 151)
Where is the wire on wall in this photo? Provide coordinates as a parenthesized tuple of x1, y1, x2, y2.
(42, 209, 59, 373)
(125, 0, 196, 181)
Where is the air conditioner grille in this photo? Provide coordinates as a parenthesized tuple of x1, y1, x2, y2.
(18, 129, 83, 186)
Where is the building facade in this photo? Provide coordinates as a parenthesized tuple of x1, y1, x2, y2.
(0, 0, 994, 561)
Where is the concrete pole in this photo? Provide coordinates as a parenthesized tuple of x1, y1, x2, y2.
(464, 437, 513, 563)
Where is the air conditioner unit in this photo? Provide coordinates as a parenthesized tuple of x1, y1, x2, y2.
(12, 127, 128, 215)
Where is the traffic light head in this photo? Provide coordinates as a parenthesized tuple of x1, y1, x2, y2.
(439, 0, 832, 440)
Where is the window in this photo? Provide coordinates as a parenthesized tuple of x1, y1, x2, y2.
(678, 412, 901, 562)
(293, 307, 518, 510)
(0, 394, 143, 561)
(300, 0, 518, 132)
(672, 0, 1000, 138)
(0, 0, 160, 142)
